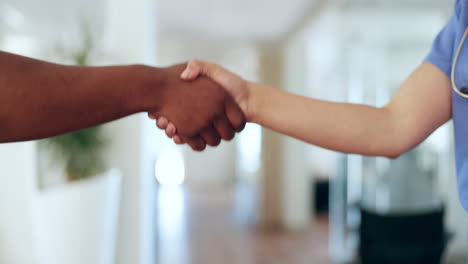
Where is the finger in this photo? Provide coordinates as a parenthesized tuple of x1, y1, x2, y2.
(165, 123, 177, 138)
(213, 115, 235, 141)
(225, 98, 246, 132)
(157, 117, 169, 130)
(184, 136, 206, 152)
(173, 135, 184, 145)
(181, 60, 203, 80)
(199, 125, 221, 147)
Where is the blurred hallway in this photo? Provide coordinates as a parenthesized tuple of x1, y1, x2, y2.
(156, 185, 331, 264)
(1, 1, 466, 264)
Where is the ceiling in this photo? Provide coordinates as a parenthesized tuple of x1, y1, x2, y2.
(2, 0, 317, 42)
(157, 0, 317, 41)
(156, 0, 451, 42)
(2, 0, 451, 44)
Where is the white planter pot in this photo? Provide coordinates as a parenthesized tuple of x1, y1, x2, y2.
(32, 169, 121, 264)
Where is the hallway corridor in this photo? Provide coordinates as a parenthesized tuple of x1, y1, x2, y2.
(156, 185, 332, 264)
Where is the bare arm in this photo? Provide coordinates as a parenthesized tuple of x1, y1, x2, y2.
(162, 60, 451, 158)
(249, 62, 451, 158)
(0, 51, 151, 142)
(0, 52, 245, 149)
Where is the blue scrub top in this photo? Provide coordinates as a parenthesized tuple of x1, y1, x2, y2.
(425, 0, 468, 211)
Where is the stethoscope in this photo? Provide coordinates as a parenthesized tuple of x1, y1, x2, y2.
(452, 27, 468, 97)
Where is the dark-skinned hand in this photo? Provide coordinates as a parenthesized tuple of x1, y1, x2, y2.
(148, 63, 246, 151)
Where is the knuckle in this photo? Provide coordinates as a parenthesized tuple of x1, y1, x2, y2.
(235, 119, 246, 132)
(189, 143, 198, 151)
(194, 144, 205, 152)
(230, 110, 246, 131)
(223, 131, 235, 141)
(206, 139, 215, 146)
(188, 138, 206, 151)
(209, 137, 221, 146)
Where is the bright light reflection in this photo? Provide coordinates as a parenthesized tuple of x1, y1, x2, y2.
(2, 34, 37, 56)
(238, 123, 262, 173)
(155, 147, 185, 185)
(157, 185, 188, 264)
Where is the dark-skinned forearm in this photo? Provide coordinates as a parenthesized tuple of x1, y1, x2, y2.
(0, 51, 164, 142)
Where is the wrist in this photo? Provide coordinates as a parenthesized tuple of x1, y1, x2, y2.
(246, 81, 265, 124)
(244, 81, 255, 122)
(128, 64, 167, 113)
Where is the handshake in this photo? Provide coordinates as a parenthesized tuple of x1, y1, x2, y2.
(145, 60, 252, 151)
(0, 52, 257, 145)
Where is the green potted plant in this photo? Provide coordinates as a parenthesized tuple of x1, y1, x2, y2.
(32, 23, 121, 264)
(43, 125, 107, 182)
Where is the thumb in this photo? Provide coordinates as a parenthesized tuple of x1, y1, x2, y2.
(180, 60, 204, 80)
(183, 60, 242, 95)
(181, 60, 233, 85)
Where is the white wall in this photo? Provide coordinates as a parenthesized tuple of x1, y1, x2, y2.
(102, 0, 158, 263)
(0, 143, 36, 264)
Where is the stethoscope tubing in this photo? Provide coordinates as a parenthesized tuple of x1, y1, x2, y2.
(451, 27, 468, 98)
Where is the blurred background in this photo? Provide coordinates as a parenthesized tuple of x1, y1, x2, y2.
(0, 0, 466, 263)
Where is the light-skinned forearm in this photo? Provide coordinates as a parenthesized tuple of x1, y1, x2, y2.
(247, 63, 452, 158)
(249, 83, 399, 157)
(0, 51, 162, 142)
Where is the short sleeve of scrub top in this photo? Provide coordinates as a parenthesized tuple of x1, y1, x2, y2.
(425, 3, 459, 76)
(425, 0, 468, 213)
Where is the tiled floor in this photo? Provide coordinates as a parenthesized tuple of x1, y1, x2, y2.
(156, 185, 332, 264)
